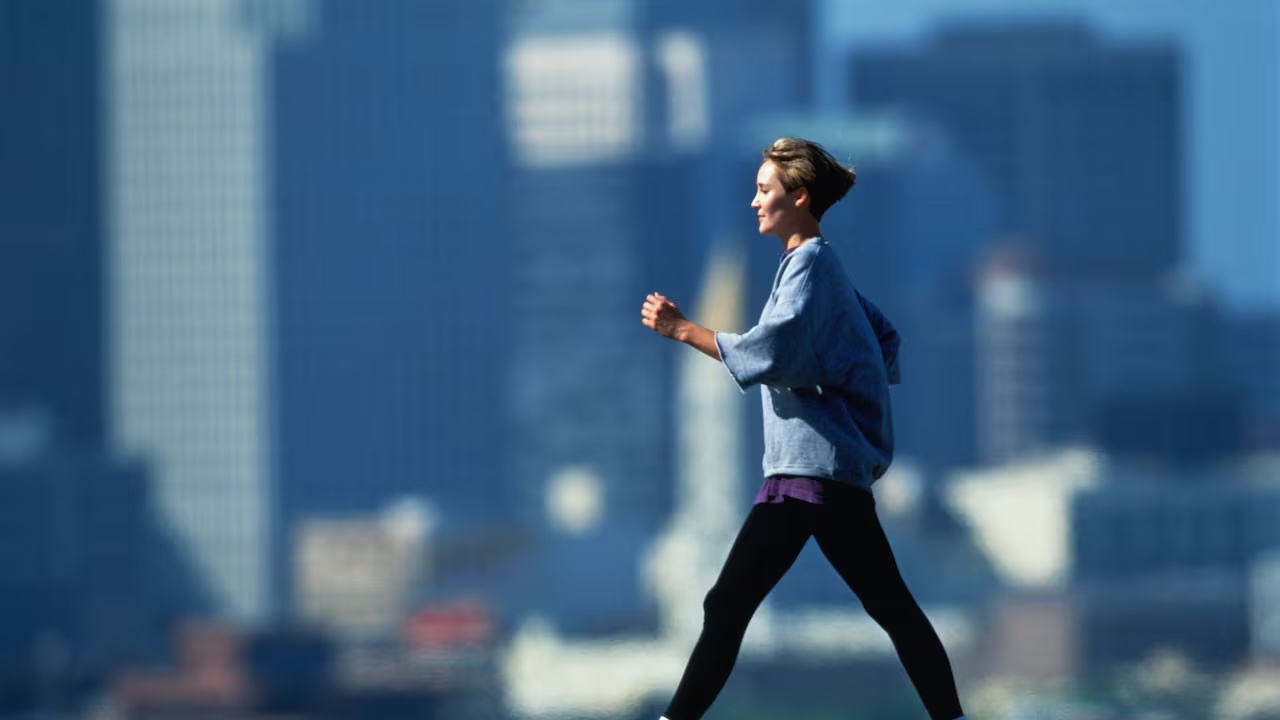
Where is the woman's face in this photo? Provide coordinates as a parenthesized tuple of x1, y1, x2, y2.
(751, 160, 803, 237)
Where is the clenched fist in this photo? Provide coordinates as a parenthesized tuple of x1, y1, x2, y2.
(641, 292, 688, 341)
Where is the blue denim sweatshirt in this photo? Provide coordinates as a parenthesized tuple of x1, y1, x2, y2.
(715, 238, 901, 489)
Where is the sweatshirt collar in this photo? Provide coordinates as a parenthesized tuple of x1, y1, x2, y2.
(783, 236, 824, 257)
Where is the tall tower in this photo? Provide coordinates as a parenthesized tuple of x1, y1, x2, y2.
(853, 21, 1197, 464)
(646, 243, 747, 642)
(852, 21, 1182, 275)
(502, 15, 689, 633)
(500, 0, 812, 632)
(108, 0, 274, 621)
(973, 248, 1218, 463)
(269, 0, 510, 613)
(0, 0, 103, 448)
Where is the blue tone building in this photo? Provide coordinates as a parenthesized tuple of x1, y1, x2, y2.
(1071, 462, 1280, 669)
(851, 20, 1183, 275)
(972, 245, 1226, 464)
(498, 0, 813, 633)
(851, 21, 1208, 464)
(0, 412, 163, 695)
(110, 1, 275, 622)
(270, 0, 511, 614)
(1221, 311, 1280, 450)
(0, 0, 103, 448)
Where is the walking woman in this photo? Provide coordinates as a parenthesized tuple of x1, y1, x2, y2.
(640, 137, 967, 720)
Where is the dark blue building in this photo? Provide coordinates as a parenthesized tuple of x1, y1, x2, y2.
(497, 0, 814, 633)
(270, 0, 511, 614)
(0, 430, 166, 704)
(851, 21, 1205, 464)
(851, 21, 1183, 275)
(0, 0, 103, 449)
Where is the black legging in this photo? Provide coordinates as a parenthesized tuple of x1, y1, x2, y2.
(664, 489, 965, 720)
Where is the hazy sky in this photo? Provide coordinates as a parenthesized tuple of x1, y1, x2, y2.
(818, 0, 1279, 311)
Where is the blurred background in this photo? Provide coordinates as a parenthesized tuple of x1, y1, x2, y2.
(2, 0, 1279, 718)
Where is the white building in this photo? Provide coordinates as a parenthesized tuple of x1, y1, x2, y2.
(294, 499, 434, 643)
(948, 449, 1280, 670)
(107, 0, 289, 621)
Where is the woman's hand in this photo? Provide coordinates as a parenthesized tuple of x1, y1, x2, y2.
(641, 292, 722, 360)
(641, 292, 688, 341)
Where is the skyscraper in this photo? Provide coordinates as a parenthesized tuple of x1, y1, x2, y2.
(500, 0, 813, 632)
(503, 23, 694, 632)
(0, 423, 156, 678)
(851, 21, 1182, 275)
(852, 21, 1203, 464)
(646, 243, 748, 642)
(974, 249, 1221, 463)
(109, 0, 274, 621)
(1070, 465, 1280, 669)
(0, 0, 103, 448)
(1221, 311, 1280, 450)
(270, 0, 510, 612)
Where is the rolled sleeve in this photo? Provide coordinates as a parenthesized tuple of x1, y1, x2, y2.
(715, 312, 822, 390)
(715, 247, 830, 391)
(715, 331, 753, 393)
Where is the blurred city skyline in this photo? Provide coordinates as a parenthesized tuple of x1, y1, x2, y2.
(819, 0, 1280, 311)
(2, 1, 1280, 719)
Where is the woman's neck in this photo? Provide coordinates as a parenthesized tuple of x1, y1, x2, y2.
(780, 227, 820, 253)
(778, 215, 821, 252)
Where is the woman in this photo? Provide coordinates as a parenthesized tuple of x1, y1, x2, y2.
(640, 137, 967, 720)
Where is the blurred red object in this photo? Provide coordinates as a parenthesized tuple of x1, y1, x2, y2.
(405, 600, 493, 649)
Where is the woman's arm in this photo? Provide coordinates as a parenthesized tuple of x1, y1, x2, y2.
(712, 256, 830, 390)
(642, 251, 828, 389)
(641, 293, 721, 360)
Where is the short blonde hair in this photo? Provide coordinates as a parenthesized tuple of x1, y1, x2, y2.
(762, 137, 856, 221)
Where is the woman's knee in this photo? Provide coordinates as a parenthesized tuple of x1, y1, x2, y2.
(859, 581, 922, 626)
(702, 583, 755, 629)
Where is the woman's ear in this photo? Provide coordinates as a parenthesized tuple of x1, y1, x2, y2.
(792, 186, 810, 211)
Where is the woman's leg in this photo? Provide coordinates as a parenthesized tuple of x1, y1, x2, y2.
(812, 490, 965, 720)
(664, 500, 813, 720)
